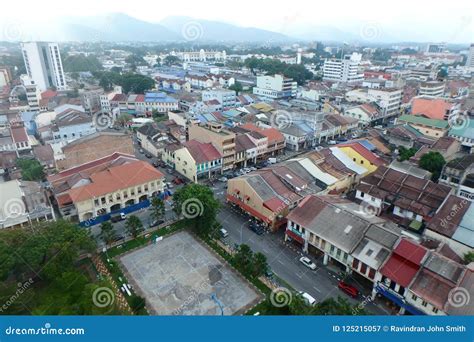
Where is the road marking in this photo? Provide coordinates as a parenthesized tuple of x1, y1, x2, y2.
(313, 286, 321, 293)
(277, 259, 285, 265)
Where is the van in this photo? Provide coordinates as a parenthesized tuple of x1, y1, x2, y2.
(328, 140, 337, 145)
(299, 291, 317, 306)
(111, 212, 126, 223)
(219, 228, 229, 238)
(268, 157, 277, 164)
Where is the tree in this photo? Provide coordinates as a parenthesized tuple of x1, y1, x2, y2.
(398, 146, 418, 161)
(252, 252, 268, 277)
(99, 221, 117, 247)
(229, 81, 243, 95)
(163, 55, 180, 66)
(119, 73, 155, 94)
(116, 113, 132, 127)
(173, 184, 220, 236)
(419, 151, 446, 181)
(16, 158, 44, 181)
(234, 244, 254, 275)
(70, 72, 80, 81)
(150, 197, 165, 223)
(464, 251, 474, 264)
(63, 54, 103, 72)
(125, 215, 144, 239)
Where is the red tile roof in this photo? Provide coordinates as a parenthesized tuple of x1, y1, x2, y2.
(183, 140, 221, 164)
(240, 123, 285, 144)
(10, 126, 28, 143)
(41, 89, 58, 99)
(411, 98, 453, 120)
(67, 160, 164, 203)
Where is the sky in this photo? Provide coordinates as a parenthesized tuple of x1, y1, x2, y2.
(1, 0, 473, 43)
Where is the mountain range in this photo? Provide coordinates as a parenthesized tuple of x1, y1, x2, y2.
(1, 13, 450, 44)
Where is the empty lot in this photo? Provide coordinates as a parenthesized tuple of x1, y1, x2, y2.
(119, 231, 261, 315)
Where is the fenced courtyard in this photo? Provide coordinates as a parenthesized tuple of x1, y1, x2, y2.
(118, 231, 261, 315)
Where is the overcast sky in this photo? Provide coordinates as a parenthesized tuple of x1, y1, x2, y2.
(1, 0, 473, 43)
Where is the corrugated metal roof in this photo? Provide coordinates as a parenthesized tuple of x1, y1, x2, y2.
(298, 158, 338, 186)
(453, 204, 474, 247)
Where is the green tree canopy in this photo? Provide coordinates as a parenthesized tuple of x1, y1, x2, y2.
(229, 81, 243, 95)
(63, 54, 103, 72)
(16, 158, 45, 181)
(419, 151, 446, 181)
(99, 221, 117, 247)
(125, 215, 144, 239)
(150, 197, 165, 223)
(398, 146, 418, 162)
(173, 184, 220, 237)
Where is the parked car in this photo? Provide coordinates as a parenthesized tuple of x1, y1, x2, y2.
(298, 291, 317, 306)
(328, 140, 337, 145)
(219, 228, 229, 238)
(165, 182, 174, 188)
(299, 256, 317, 270)
(167, 168, 174, 174)
(145, 153, 152, 158)
(248, 222, 264, 235)
(338, 281, 359, 298)
(172, 177, 185, 185)
(138, 148, 144, 154)
(149, 219, 165, 228)
(110, 212, 126, 223)
(152, 161, 160, 167)
(218, 176, 228, 182)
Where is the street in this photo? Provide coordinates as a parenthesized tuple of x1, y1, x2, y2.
(213, 181, 390, 315)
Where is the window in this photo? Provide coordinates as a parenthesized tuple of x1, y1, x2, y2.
(421, 300, 428, 307)
(412, 294, 418, 301)
(432, 307, 439, 314)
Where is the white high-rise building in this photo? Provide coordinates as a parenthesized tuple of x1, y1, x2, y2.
(466, 44, 474, 69)
(21, 42, 67, 92)
(253, 74, 297, 99)
(323, 52, 363, 83)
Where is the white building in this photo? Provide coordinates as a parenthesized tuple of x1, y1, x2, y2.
(202, 89, 236, 108)
(21, 42, 67, 92)
(253, 74, 297, 99)
(346, 88, 403, 119)
(323, 53, 363, 83)
(419, 81, 445, 97)
(466, 43, 474, 69)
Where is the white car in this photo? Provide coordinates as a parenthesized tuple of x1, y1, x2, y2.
(299, 256, 317, 270)
(298, 291, 317, 306)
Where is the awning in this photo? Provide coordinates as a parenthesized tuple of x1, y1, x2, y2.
(375, 285, 425, 315)
(285, 229, 304, 244)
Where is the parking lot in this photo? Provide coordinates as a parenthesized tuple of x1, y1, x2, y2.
(119, 231, 261, 315)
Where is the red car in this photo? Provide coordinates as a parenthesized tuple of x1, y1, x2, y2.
(338, 281, 359, 298)
(172, 177, 184, 185)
